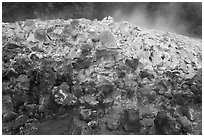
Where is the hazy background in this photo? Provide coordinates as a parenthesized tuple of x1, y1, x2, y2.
(2, 2, 202, 38)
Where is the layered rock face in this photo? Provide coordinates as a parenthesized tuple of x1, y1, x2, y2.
(2, 17, 202, 135)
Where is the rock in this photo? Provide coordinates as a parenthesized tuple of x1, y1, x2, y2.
(140, 118, 154, 127)
(5, 43, 21, 49)
(30, 53, 39, 61)
(190, 85, 198, 93)
(16, 74, 30, 90)
(102, 97, 114, 108)
(83, 81, 97, 94)
(176, 116, 193, 133)
(3, 68, 19, 80)
(121, 109, 141, 132)
(80, 107, 92, 121)
(13, 114, 29, 130)
(3, 111, 18, 122)
(36, 117, 74, 135)
(72, 57, 92, 70)
(70, 19, 79, 28)
(88, 120, 99, 130)
(71, 83, 83, 97)
(39, 94, 54, 113)
(154, 111, 181, 135)
(186, 108, 196, 122)
(105, 118, 120, 131)
(16, 75, 29, 84)
(99, 30, 117, 48)
(2, 95, 13, 115)
(125, 58, 139, 70)
(52, 82, 77, 106)
(97, 83, 114, 97)
(95, 49, 117, 61)
(34, 29, 47, 42)
(80, 44, 92, 56)
(89, 31, 99, 42)
(79, 95, 99, 108)
(25, 104, 38, 117)
(2, 16, 202, 135)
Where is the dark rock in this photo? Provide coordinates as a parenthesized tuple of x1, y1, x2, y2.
(80, 44, 92, 56)
(2, 95, 13, 115)
(13, 57, 32, 74)
(105, 118, 120, 131)
(71, 83, 83, 97)
(5, 43, 21, 49)
(30, 53, 39, 61)
(140, 70, 151, 79)
(102, 97, 114, 108)
(39, 94, 53, 113)
(120, 109, 141, 133)
(3, 111, 18, 122)
(83, 81, 97, 94)
(125, 58, 139, 70)
(95, 49, 117, 61)
(16, 74, 30, 91)
(28, 69, 41, 104)
(147, 91, 157, 103)
(190, 85, 198, 93)
(17, 74, 30, 83)
(164, 92, 173, 99)
(39, 65, 56, 94)
(31, 46, 44, 52)
(116, 69, 126, 78)
(13, 114, 29, 130)
(2, 82, 11, 94)
(154, 111, 181, 135)
(36, 117, 74, 135)
(79, 95, 99, 108)
(146, 126, 156, 135)
(2, 50, 17, 62)
(19, 122, 38, 135)
(80, 107, 92, 122)
(97, 83, 114, 97)
(180, 107, 196, 122)
(3, 69, 19, 81)
(140, 118, 154, 127)
(72, 57, 91, 70)
(176, 116, 193, 133)
(172, 93, 188, 106)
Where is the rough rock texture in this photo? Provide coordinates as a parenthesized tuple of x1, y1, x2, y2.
(2, 16, 202, 135)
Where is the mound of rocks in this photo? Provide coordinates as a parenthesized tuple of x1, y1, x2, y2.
(2, 16, 202, 135)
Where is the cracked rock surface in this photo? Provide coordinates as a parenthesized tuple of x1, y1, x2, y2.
(2, 16, 202, 135)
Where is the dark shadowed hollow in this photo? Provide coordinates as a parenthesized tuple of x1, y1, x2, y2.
(2, 2, 202, 38)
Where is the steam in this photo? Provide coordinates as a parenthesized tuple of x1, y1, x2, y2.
(112, 3, 190, 36)
(2, 2, 201, 38)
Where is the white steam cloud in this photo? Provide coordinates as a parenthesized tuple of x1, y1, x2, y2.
(112, 3, 188, 35)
